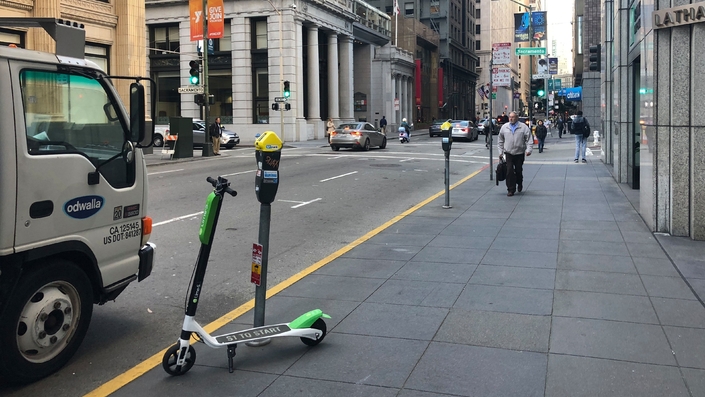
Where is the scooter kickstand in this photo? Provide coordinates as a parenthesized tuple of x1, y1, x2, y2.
(227, 344, 237, 373)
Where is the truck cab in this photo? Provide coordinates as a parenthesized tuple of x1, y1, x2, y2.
(0, 18, 155, 383)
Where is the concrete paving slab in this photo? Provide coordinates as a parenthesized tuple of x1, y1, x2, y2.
(562, 211, 617, 222)
(260, 376, 399, 397)
(561, 220, 620, 231)
(277, 275, 385, 302)
(434, 309, 551, 352)
(427, 235, 495, 249)
(391, 261, 477, 283)
(682, 368, 705, 397)
(457, 210, 514, 219)
(404, 342, 547, 397)
(481, 249, 557, 268)
(632, 257, 682, 277)
(618, 221, 652, 233)
(497, 226, 560, 240)
(489, 237, 559, 253)
(663, 326, 705, 369)
(410, 246, 486, 264)
(230, 295, 360, 330)
(559, 240, 630, 256)
(454, 284, 554, 315)
(283, 333, 428, 388)
(620, 230, 658, 244)
(504, 217, 561, 229)
(365, 233, 437, 247)
(559, 228, 624, 242)
(509, 211, 563, 222)
(545, 354, 690, 397)
(446, 217, 507, 228)
(439, 224, 502, 237)
(367, 279, 464, 307)
(556, 252, 637, 273)
(397, 390, 458, 397)
(341, 244, 422, 261)
(555, 269, 647, 295)
(469, 264, 556, 290)
(553, 290, 658, 323)
(651, 297, 705, 328)
(550, 317, 676, 365)
(690, 278, 705, 301)
(670, 259, 705, 279)
(334, 302, 448, 340)
(312, 257, 406, 279)
(640, 275, 699, 300)
(627, 242, 670, 259)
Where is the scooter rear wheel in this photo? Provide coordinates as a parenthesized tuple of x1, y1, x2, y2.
(301, 318, 327, 346)
(162, 344, 196, 376)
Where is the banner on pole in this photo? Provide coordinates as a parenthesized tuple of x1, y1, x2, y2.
(514, 11, 547, 42)
(189, 0, 204, 41)
(207, 0, 224, 38)
(548, 57, 558, 74)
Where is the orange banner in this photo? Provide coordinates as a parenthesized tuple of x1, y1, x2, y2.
(207, 0, 224, 39)
(189, 0, 203, 41)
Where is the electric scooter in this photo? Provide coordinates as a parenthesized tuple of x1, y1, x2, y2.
(162, 176, 330, 376)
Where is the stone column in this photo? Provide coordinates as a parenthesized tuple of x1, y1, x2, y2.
(327, 32, 340, 119)
(339, 36, 354, 120)
(402, 76, 408, 122)
(295, 19, 305, 120)
(31, 0, 60, 53)
(395, 75, 401, 125)
(307, 26, 320, 120)
(232, 17, 251, 124)
(115, 0, 146, 104)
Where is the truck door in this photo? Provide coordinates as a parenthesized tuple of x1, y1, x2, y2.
(11, 62, 146, 286)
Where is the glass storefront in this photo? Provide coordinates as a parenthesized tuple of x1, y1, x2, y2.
(155, 72, 180, 124)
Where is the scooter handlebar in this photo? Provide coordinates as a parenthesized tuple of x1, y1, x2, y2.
(206, 176, 238, 197)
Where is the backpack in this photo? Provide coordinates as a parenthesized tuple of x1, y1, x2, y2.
(572, 117, 591, 138)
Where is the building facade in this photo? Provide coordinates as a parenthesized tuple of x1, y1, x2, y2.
(146, 0, 417, 142)
(573, 0, 601, 135)
(601, 0, 705, 240)
(0, 0, 146, 103)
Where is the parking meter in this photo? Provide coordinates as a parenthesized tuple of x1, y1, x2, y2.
(441, 126, 452, 152)
(254, 131, 283, 204)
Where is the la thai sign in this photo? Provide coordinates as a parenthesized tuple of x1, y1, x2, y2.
(653, 4, 705, 29)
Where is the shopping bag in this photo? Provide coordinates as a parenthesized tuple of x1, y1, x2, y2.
(496, 158, 507, 185)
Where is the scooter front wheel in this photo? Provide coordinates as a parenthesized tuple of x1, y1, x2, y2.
(301, 318, 327, 346)
(162, 344, 196, 376)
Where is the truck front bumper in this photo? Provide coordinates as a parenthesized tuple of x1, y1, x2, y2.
(138, 242, 156, 282)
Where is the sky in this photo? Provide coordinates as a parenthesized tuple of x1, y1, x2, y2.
(544, 0, 574, 75)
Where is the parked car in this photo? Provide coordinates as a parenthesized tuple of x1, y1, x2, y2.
(450, 120, 479, 141)
(330, 122, 387, 151)
(429, 120, 444, 137)
(154, 120, 240, 149)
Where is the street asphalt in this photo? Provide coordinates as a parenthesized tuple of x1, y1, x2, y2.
(94, 132, 705, 396)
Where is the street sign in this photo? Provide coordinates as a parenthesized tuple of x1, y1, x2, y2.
(515, 47, 547, 56)
(492, 67, 511, 87)
(251, 243, 263, 286)
(178, 86, 204, 94)
(274, 96, 288, 102)
(492, 43, 511, 65)
(532, 73, 550, 79)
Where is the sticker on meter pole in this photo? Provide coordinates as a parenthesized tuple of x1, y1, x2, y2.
(442, 137, 449, 143)
(251, 243, 263, 286)
(262, 170, 278, 184)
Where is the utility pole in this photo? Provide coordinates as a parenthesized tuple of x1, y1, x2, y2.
(201, 0, 212, 157)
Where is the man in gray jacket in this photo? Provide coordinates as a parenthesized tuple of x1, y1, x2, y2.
(498, 111, 533, 196)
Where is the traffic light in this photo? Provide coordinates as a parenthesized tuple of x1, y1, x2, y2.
(189, 60, 200, 85)
(589, 44, 601, 72)
(283, 80, 291, 98)
(194, 94, 204, 105)
(537, 87, 545, 98)
(530, 79, 544, 98)
(284, 103, 291, 111)
(272, 103, 279, 111)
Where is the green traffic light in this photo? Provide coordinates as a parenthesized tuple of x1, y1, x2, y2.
(537, 89, 545, 97)
(284, 91, 290, 98)
(190, 75, 199, 85)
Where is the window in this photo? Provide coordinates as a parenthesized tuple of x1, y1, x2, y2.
(475, 40, 481, 51)
(475, 24, 480, 35)
(251, 19, 269, 123)
(213, 21, 232, 52)
(151, 24, 180, 54)
(254, 20, 267, 49)
(85, 43, 110, 73)
(21, 70, 134, 188)
(0, 28, 24, 48)
(475, 9, 480, 19)
(404, 2, 414, 16)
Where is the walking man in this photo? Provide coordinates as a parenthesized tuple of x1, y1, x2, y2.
(557, 117, 564, 138)
(571, 111, 591, 163)
(209, 117, 222, 155)
(498, 111, 533, 196)
(535, 119, 548, 153)
(379, 116, 387, 135)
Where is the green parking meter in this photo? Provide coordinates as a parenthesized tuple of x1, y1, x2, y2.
(254, 131, 283, 204)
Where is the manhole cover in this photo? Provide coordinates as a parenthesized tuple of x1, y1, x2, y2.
(369, 164, 402, 168)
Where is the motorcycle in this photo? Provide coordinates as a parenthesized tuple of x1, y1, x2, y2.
(398, 128, 410, 143)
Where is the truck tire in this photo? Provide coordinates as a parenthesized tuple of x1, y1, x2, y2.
(0, 260, 93, 384)
(153, 133, 164, 147)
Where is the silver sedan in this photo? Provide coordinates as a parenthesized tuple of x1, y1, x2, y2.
(330, 122, 387, 151)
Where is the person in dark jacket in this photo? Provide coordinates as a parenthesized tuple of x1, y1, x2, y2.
(557, 117, 564, 138)
(571, 111, 591, 163)
(209, 117, 222, 155)
(535, 120, 548, 153)
(379, 116, 388, 135)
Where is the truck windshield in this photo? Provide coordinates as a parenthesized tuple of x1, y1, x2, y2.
(20, 69, 135, 188)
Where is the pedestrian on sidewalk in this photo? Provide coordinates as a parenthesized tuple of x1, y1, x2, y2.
(535, 119, 548, 153)
(379, 116, 387, 135)
(209, 117, 222, 155)
(326, 117, 335, 143)
(498, 111, 533, 196)
(571, 111, 591, 163)
(557, 117, 564, 138)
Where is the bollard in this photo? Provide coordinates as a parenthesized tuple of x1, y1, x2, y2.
(246, 131, 283, 347)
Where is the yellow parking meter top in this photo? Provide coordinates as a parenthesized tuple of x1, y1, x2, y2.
(254, 131, 284, 152)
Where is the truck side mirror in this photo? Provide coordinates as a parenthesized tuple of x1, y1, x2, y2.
(129, 82, 146, 143)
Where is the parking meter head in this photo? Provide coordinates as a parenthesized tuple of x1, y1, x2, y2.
(254, 131, 283, 152)
(254, 131, 282, 204)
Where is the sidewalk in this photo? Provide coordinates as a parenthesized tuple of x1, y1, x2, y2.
(112, 134, 705, 397)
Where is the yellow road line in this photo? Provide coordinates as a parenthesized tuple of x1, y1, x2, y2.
(84, 166, 485, 397)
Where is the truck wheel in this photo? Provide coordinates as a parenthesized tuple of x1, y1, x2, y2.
(153, 134, 164, 147)
(0, 260, 93, 384)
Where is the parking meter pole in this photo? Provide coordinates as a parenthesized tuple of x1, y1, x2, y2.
(443, 151, 451, 208)
(247, 131, 283, 347)
(441, 125, 452, 209)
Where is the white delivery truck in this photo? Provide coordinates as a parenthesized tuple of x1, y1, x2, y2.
(0, 18, 155, 383)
